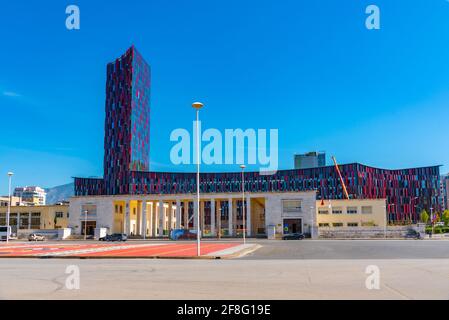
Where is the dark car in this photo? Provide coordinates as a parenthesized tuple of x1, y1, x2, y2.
(282, 232, 305, 240)
(170, 229, 197, 240)
(404, 230, 422, 240)
(100, 233, 128, 242)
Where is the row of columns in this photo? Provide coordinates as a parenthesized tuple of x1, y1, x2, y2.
(7, 212, 33, 230)
(122, 197, 252, 238)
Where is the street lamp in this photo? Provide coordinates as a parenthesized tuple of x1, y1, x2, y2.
(192, 101, 204, 256)
(240, 164, 246, 244)
(84, 210, 88, 240)
(6, 172, 13, 243)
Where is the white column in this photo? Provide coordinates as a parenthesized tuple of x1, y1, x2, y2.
(158, 200, 164, 237)
(184, 201, 189, 228)
(125, 200, 131, 235)
(201, 200, 205, 236)
(17, 213, 20, 230)
(136, 202, 141, 236)
(210, 199, 216, 236)
(175, 200, 181, 229)
(28, 212, 31, 229)
(150, 202, 156, 237)
(246, 197, 251, 237)
(228, 198, 233, 236)
(167, 202, 173, 233)
(142, 201, 147, 239)
(193, 200, 198, 230)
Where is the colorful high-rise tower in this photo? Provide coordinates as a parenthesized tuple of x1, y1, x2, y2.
(103, 46, 151, 194)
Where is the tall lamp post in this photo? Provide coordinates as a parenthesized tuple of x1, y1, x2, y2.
(192, 102, 204, 256)
(84, 210, 88, 241)
(6, 172, 14, 243)
(240, 164, 246, 244)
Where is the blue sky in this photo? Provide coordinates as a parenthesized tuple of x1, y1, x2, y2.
(1, 0, 449, 194)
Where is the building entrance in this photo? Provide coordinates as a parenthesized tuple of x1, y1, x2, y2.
(81, 221, 96, 236)
(283, 219, 302, 234)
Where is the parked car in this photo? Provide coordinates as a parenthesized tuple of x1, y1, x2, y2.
(99, 233, 128, 242)
(282, 232, 305, 240)
(28, 233, 46, 241)
(170, 229, 197, 240)
(404, 229, 422, 240)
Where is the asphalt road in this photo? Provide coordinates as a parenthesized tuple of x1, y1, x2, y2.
(1, 258, 448, 299)
(1, 240, 448, 299)
(242, 239, 449, 260)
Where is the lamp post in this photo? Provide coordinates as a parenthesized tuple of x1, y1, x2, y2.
(192, 102, 204, 256)
(218, 207, 222, 240)
(84, 210, 88, 240)
(240, 164, 246, 244)
(6, 172, 13, 243)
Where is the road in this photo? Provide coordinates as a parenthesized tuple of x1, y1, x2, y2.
(0, 240, 448, 299)
(242, 239, 449, 260)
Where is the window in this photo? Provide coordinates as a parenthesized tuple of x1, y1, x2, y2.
(362, 206, 373, 214)
(319, 223, 330, 227)
(347, 222, 358, 227)
(332, 207, 343, 214)
(55, 212, 64, 218)
(31, 212, 40, 229)
(283, 200, 302, 213)
(318, 208, 329, 214)
(332, 223, 343, 227)
(346, 207, 358, 214)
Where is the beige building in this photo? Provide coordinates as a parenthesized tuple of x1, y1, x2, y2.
(0, 196, 22, 207)
(0, 204, 69, 232)
(316, 199, 387, 228)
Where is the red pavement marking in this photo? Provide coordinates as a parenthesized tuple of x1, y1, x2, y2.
(77, 243, 239, 257)
(0, 242, 240, 258)
(0, 243, 135, 257)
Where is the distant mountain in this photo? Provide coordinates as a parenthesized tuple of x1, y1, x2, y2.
(45, 183, 74, 205)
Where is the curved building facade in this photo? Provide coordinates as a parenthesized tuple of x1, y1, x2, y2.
(74, 46, 441, 229)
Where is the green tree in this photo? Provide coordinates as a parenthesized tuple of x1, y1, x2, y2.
(420, 210, 429, 224)
(443, 210, 449, 226)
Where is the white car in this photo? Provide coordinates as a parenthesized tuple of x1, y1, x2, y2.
(28, 233, 46, 241)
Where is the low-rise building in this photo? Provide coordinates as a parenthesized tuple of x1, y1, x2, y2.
(0, 196, 22, 207)
(316, 199, 387, 228)
(0, 204, 69, 233)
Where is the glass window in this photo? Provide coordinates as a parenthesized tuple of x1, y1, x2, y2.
(347, 222, 358, 227)
(346, 207, 358, 214)
(332, 207, 343, 214)
(282, 200, 302, 212)
(362, 206, 373, 214)
(318, 208, 329, 214)
(332, 223, 343, 227)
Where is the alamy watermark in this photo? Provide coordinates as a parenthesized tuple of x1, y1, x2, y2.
(170, 121, 279, 174)
(65, 265, 80, 290)
(66, 5, 80, 30)
(365, 265, 380, 290)
(365, 4, 380, 30)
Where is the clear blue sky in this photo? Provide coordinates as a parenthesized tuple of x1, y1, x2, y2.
(1, 0, 449, 194)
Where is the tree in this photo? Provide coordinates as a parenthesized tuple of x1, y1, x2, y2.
(443, 210, 449, 226)
(420, 210, 429, 224)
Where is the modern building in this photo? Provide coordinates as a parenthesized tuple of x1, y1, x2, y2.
(441, 174, 449, 211)
(316, 199, 387, 228)
(71, 46, 441, 238)
(13, 186, 46, 206)
(294, 151, 326, 169)
(0, 203, 69, 233)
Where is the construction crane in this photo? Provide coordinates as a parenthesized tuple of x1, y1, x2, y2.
(331, 156, 350, 200)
